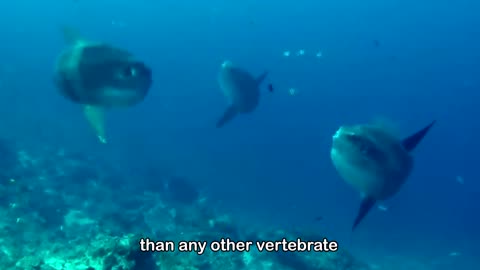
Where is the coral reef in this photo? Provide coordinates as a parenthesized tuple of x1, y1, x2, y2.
(0, 142, 371, 270)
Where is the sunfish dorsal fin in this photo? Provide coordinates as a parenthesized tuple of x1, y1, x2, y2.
(60, 26, 86, 45)
(401, 120, 436, 152)
(216, 105, 238, 128)
(83, 105, 107, 143)
(352, 196, 376, 231)
(255, 71, 268, 86)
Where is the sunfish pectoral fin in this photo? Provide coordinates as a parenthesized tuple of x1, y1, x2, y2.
(401, 120, 436, 152)
(216, 105, 238, 128)
(83, 105, 107, 144)
(255, 71, 268, 86)
(60, 25, 85, 45)
(352, 196, 376, 231)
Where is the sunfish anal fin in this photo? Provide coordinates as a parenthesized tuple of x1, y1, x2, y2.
(83, 105, 107, 144)
(216, 105, 238, 128)
(255, 71, 268, 86)
(352, 196, 376, 231)
(401, 120, 436, 152)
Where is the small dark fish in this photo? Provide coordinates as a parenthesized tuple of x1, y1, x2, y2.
(267, 83, 274, 92)
(313, 216, 323, 222)
(373, 39, 380, 47)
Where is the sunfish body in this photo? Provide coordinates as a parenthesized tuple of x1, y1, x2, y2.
(330, 120, 436, 230)
(216, 61, 268, 128)
(54, 27, 152, 143)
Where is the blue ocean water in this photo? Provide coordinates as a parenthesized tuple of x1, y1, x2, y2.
(0, 0, 478, 269)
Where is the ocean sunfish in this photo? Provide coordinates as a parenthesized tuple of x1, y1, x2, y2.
(216, 61, 268, 128)
(53, 26, 152, 143)
(330, 120, 436, 230)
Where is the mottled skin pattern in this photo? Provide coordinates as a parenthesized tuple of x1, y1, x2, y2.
(54, 41, 152, 108)
(330, 124, 414, 200)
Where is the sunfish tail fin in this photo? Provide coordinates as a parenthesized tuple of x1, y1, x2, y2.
(83, 105, 107, 143)
(402, 120, 436, 152)
(216, 105, 238, 128)
(255, 71, 268, 86)
(60, 25, 84, 45)
(352, 197, 376, 231)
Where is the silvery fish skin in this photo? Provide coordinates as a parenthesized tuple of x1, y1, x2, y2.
(330, 121, 435, 231)
(331, 124, 413, 200)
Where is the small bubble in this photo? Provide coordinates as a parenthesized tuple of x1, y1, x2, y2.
(449, 251, 461, 257)
(288, 88, 298, 96)
(377, 204, 388, 211)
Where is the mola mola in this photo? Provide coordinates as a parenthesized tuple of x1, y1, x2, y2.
(53, 26, 152, 143)
(330, 120, 436, 230)
(216, 61, 268, 128)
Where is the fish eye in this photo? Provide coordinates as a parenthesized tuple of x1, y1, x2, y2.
(346, 134, 372, 153)
(353, 138, 381, 158)
(121, 66, 137, 78)
(346, 133, 361, 142)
